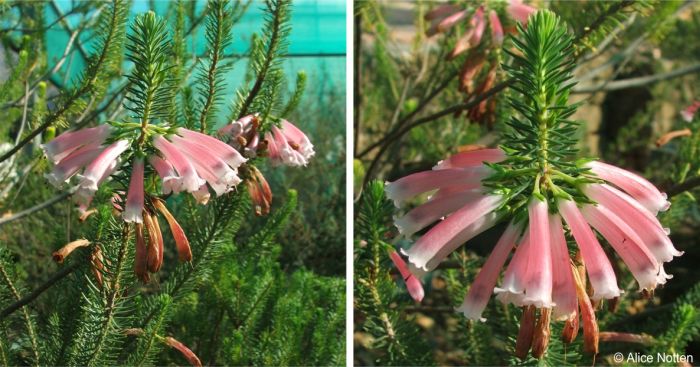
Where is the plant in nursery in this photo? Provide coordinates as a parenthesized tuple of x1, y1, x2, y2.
(0, 1, 341, 366)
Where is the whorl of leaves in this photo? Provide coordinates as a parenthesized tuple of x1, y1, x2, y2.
(124, 11, 174, 124)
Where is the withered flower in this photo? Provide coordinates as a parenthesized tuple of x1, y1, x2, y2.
(52, 239, 90, 263)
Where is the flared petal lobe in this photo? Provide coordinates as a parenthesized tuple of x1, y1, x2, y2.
(457, 221, 520, 321)
(558, 199, 621, 300)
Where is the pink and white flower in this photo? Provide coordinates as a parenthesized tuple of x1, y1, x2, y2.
(585, 160, 670, 214)
(123, 158, 145, 223)
(265, 120, 315, 167)
(388, 149, 680, 325)
(681, 101, 700, 122)
(42, 125, 111, 164)
(389, 251, 424, 303)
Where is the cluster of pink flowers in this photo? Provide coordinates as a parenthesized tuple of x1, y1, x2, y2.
(386, 148, 681, 354)
(425, 1, 536, 126)
(43, 116, 314, 279)
(426, 0, 536, 56)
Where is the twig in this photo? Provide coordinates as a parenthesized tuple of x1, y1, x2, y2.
(573, 63, 700, 94)
(49, 0, 92, 60)
(572, 0, 635, 48)
(666, 175, 700, 198)
(2, 27, 80, 109)
(0, 262, 81, 320)
(361, 80, 511, 187)
(236, 2, 285, 118)
(0, 188, 75, 227)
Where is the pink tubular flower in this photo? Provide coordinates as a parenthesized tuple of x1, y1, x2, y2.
(177, 128, 246, 169)
(46, 144, 102, 186)
(581, 204, 670, 291)
(434, 148, 506, 169)
(153, 135, 205, 193)
(123, 158, 144, 223)
(427, 8, 468, 37)
(389, 251, 424, 302)
(170, 135, 241, 189)
(681, 101, 700, 122)
(522, 198, 553, 308)
(558, 199, 621, 300)
(149, 155, 179, 195)
(489, 10, 504, 46)
(585, 161, 670, 214)
(387, 148, 507, 272)
(265, 120, 315, 167)
(385, 166, 491, 206)
(79, 140, 129, 193)
(581, 184, 682, 263)
(457, 221, 519, 321)
(42, 125, 111, 164)
(449, 6, 486, 59)
(507, 0, 537, 25)
(549, 214, 577, 321)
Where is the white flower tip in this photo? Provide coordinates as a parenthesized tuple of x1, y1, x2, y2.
(681, 111, 694, 122)
(433, 160, 446, 170)
(664, 227, 671, 235)
(401, 250, 429, 272)
(455, 303, 487, 322)
(122, 213, 143, 223)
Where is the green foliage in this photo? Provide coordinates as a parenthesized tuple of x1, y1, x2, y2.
(196, 0, 235, 132)
(231, 0, 291, 127)
(356, 1, 700, 365)
(125, 11, 174, 124)
(355, 181, 432, 366)
(0, 1, 344, 366)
